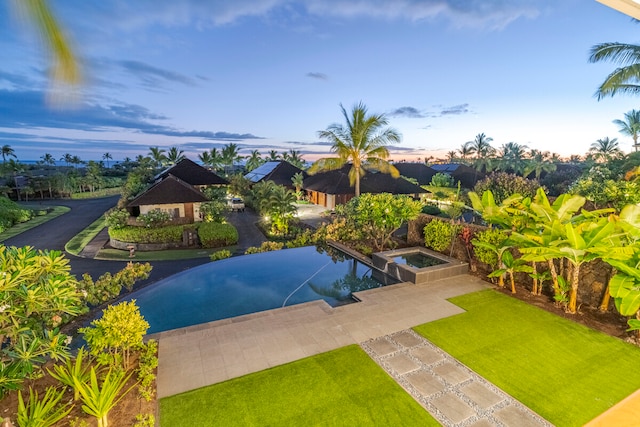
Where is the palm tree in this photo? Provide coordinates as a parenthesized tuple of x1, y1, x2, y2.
(71, 155, 83, 169)
(1, 145, 16, 163)
(60, 153, 73, 167)
(613, 109, 640, 152)
(283, 149, 305, 168)
(458, 143, 474, 163)
(309, 102, 401, 196)
(266, 150, 281, 162)
(497, 142, 528, 175)
(102, 152, 112, 168)
(245, 150, 263, 172)
(40, 153, 55, 166)
(589, 42, 640, 100)
(148, 146, 167, 168)
(589, 137, 622, 162)
(221, 143, 241, 175)
(523, 149, 556, 180)
(466, 133, 496, 177)
(291, 172, 305, 200)
(446, 151, 458, 163)
(198, 150, 212, 167)
(166, 147, 185, 166)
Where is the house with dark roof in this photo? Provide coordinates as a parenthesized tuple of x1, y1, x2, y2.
(430, 163, 485, 188)
(126, 174, 209, 223)
(154, 158, 229, 188)
(393, 163, 438, 186)
(244, 161, 307, 189)
(303, 165, 427, 209)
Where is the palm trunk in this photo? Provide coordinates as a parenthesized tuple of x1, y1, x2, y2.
(599, 268, 615, 312)
(548, 259, 560, 301)
(531, 261, 538, 295)
(509, 272, 516, 294)
(567, 263, 580, 314)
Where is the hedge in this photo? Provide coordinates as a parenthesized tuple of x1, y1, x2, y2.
(108, 225, 184, 244)
(198, 223, 238, 248)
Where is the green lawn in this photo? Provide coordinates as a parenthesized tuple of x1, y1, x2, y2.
(159, 345, 439, 427)
(64, 215, 107, 255)
(96, 246, 227, 261)
(414, 289, 640, 427)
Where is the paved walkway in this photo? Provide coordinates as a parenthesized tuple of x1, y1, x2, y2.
(363, 330, 551, 427)
(154, 274, 550, 425)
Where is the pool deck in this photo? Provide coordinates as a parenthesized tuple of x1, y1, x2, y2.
(154, 275, 551, 425)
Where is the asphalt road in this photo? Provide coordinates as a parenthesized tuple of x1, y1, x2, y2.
(3, 196, 209, 285)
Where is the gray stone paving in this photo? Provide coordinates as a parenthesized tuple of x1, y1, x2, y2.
(361, 329, 553, 427)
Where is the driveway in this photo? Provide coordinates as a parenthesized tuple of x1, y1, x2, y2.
(4, 196, 209, 285)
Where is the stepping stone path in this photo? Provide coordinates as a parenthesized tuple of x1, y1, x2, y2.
(361, 330, 553, 427)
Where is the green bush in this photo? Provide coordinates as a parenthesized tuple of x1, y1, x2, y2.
(423, 219, 461, 252)
(105, 208, 129, 229)
(210, 249, 232, 261)
(472, 228, 508, 268)
(109, 225, 183, 243)
(421, 204, 441, 215)
(0, 196, 33, 232)
(430, 172, 454, 187)
(139, 209, 172, 228)
(473, 172, 539, 205)
(198, 222, 238, 248)
(245, 241, 284, 254)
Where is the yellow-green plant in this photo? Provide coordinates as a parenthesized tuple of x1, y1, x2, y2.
(17, 386, 72, 427)
(210, 249, 232, 261)
(423, 219, 461, 252)
(74, 367, 134, 427)
(48, 347, 92, 401)
(136, 340, 158, 402)
(80, 301, 149, 370)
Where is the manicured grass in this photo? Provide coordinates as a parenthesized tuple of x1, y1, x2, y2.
(0, 206, 70, 242)
(159, 345, 439, 427)
(413, 290, 640, 427)
(64, 215, 108, 255)
(96, 246, 230, 261)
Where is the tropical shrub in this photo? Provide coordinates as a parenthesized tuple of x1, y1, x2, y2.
(17, 386, 72, 427)
(421, 204, 441, 215)
(0, 197, 33, 233)
(338, 193, 422, 251)
(473, 172, 539, 204)
(423, 219, 461, 252)
(286, 229, 317, 248)
(244, 241, 284, 254)
(472, 228, 508, 269)
(430, 172, 454, 187)
(198, 222, 238, 248)
(136, 340, 158, 402)
(74, 367, 135, 427)
(108, 225, 184, 244)
(199, 200, 226, 223)
(0, 245, 84, 395)
(210, 249, 232, 261)
(78, 262, 152, 306)
(104, 208, 129, 229)
(138, 209, 172, 228)
(80, 300, 149, 370)
(48, 347, 93, 401)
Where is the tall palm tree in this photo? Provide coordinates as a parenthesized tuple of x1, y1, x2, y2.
(60, 153, 73, 167)
(40, 153, 55, 166)
(497, 142, 528, 175)
(458, 142, 474, 163)
(221, 143, 241, 175)
(283, 149, 305, 168)
(589, 137, 622, 162)
(166, 147, 185, 166)
(198, 150, 212, 167)
(613, 109, 640, 152)
(1, 145, 16, 163)
(102, 152, 112, 168)
(266, 150, 281, 161)
(466, 133, 495, 172)
(589, 42, 640, 100)
(245, 150, 263, 172)
(309, 102, 401, 196)
(524, 149, 556, 180)
(148, 146, 167, 168)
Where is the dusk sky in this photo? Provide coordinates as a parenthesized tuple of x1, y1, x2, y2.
(2, 0, 640, 163)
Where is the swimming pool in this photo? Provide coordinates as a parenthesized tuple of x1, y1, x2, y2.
(128, 246, 396, 334)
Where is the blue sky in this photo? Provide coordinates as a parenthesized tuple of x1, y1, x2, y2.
(2, 0, 640, 163)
